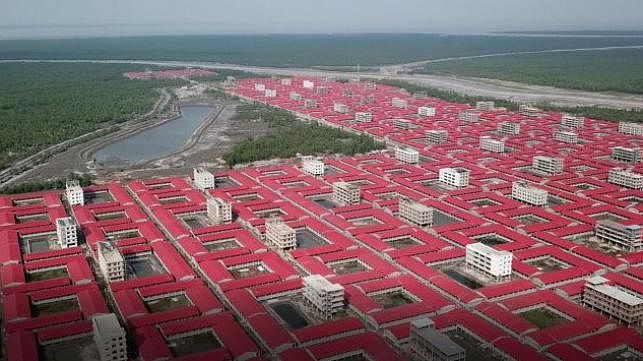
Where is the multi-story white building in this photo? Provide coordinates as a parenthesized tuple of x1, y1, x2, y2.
(465, 242, 512, 279)
(65, 179, 84, 206)
(533, 156, 564, 175)
(595, 221, 643, 252)
(304, 99, 318, 109)
(56, 217, 78, 248)
(193, 167, 215, 190)
(608, 168, 643, 189)
(333, 102, 349, 114)
(302, 157, 325, 176)
(265, 218, 296, 251)
(519, 105, 541, 118)
(392, 97, 408, 109)
(561, 114, 585, 128)
(395, 147, 420, 164)
(612, 146, 641, 163)
(554, 129, 578, 144)
(93, 313, 127, 361)
(264, 89, 277, 98)
(394, 118, 412, 130)
(280, 78, 292, 86)
(289, 91, 302, 101)
(332, 182, 360, 206)
(583, 276, 643, 326)
(426, 130, 448, 144)
(316, 86, 329, 95)
(97, 242, 125, 282)
(254, 83, 266, 92)
(354, 112, 373, 123)
(458, 110, 481, 123)
(512, 181, 548, 206)
(439, 167, 470, 188)
(498, 122, 520, 136)
(399, 197, 433, 227)
(619, 122, 643, 136)
(418, 106, 436, 117)
(207, 197, 232, 224)
(410, 317, 466, 361)
(302, 274, 345, 320)
(476, 101, 495, 111)
(479, 136, 505, 153)
(302, 80, 315, 89)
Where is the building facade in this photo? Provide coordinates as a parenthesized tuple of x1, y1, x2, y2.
(532, 156, 564, 175)
(612, 146, 641, 163)
(479, 136, 505, 153)
(265, 218, 296, 251)
(619, 122, 643, 136)
(392, 97, 408, 109)
(394, 118, 412, 130)
(498, 122, 520, 136)
(355, 112, 373, 123)
(561, 114, 585, 128)
(302, 274, 345, 320)
(65, 180, 84, 206)
(519, 105, 541, 118)
(207, 197, 232, 224)
(465, 242, 512, 279)
(512, 181, 548, 206)
(332, 182, 361, 205)
(395, 147, 420, 164)
(595, 221, 643, 252)
(426, 130, 448, 144)
(97, 242, 125, 282)
(554, 129, 579, 144)
(608, 168, 643, 190)
(56, 217, 78, 248)
(439, 168, 470, 188)
(458, 110, 481, 123)
(476, 101, 495, 111)
(399, 197, 433, 227)
(333, 103, 349, 114)
(193, 167, 215, 190)
(93, 313, 127, 361)
(302, 158, 325, 176)
(418, 106, 436, 117)
(410, 317, 466, 361)
(583, 276, 643, 326)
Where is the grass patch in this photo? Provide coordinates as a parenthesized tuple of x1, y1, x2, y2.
(519, 308, 569, 329)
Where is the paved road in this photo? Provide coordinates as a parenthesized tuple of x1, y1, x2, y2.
(4, 53, 643, 109)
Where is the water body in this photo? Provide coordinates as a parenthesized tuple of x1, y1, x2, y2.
(95, 105, 212, 166)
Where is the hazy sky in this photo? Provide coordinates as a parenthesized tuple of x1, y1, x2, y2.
(1, 0, 642, 39)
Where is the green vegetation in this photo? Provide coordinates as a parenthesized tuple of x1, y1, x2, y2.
(0, 174, 93, 195)
(418, 49, 643, 94)
(384, 80, 643, 123)
(222, 103, 384, 166)
(0, 62, 189, 169)
(2, 34, 643, 66)
(519, 308, 569, 329)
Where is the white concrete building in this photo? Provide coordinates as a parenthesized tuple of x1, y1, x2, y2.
(465, 242, 512, 279)
(498, 122, 520, 136)
(93, 313, 127, 361)
(612, 146, 641, 163)
(254, 83, 265, 92)
(595, 221, 643, 252)
(56, 217, 78, 248)
(264, 89, 277, 98)
(533, 156, 564, 175)
(304, 99, 318, 109)
(355, 112, 373, 123)
(394, 118, 412, 130)
(97, 242, 125, 282)
(65, 179, 84, 206)
(395, 147, 420, 164)
(207, 197, 232, 224)
(265, 218, 296, 251)
(519, 105, 542, 118)
(418, 106, 436, 117)
(392, 97, 408, 108)
(302, 157, 325, 176)
(554, 129, 578, 144)
(608, 168, 643, 190)
(439, 167, 470, 188)
(479, 136, 505, 153)
(302, 80, 314, 89)
(475, 101, 495, 111)
(302, 274, 345, 320)
(619, 122, 643, 136)
(410, 318, 466, 361)
(289, 91, 302, 101)
(458, 110, 481, 123)
(316, 86, 329, 95)
(280, 78, 292, 86)
(426, 130, 448, 145)
(333, 102, 349, 114)
(193, 167, 215, 190)
(561, 114, 585, 128)
(399, 198, 433, 227)
(583, 276, 643, 326)
(512, 181, 548, 206)
(332, 182, 360, 205)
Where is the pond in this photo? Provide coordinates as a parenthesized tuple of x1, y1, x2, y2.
(94, 105, 213, 166)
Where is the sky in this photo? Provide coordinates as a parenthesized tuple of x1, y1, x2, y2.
(1, 0, 642, 39)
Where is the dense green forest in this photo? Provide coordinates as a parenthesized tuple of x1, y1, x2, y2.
(418, 49, 643, 94)
(222, 103, 384, 166)
(385, 80, 643, 123)
(1, 34, 643, 66)
(0, 63, 191, 169)
(0, 174, 93, 194)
